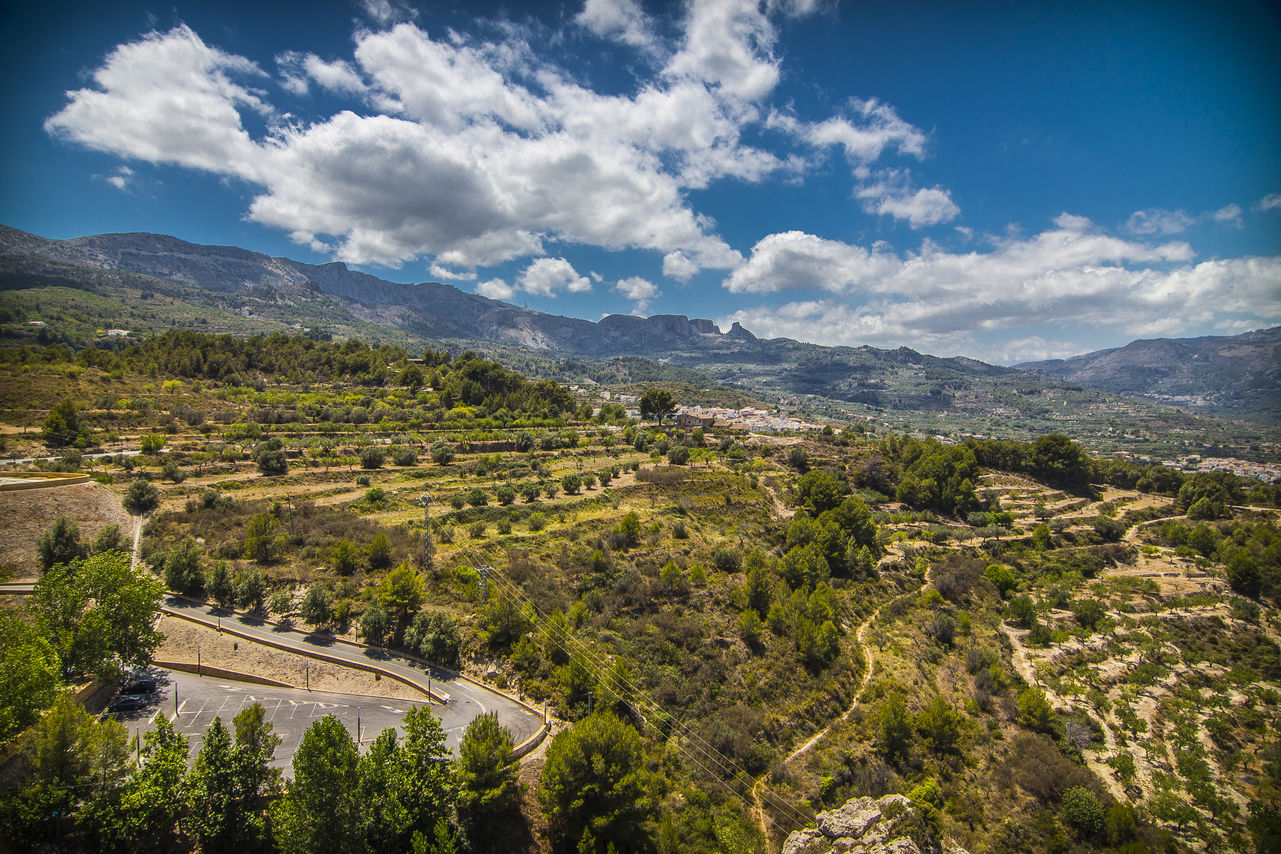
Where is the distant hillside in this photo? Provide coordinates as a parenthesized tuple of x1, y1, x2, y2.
(2, 225, 1277, 453)
(1017, 327, 1281, 423)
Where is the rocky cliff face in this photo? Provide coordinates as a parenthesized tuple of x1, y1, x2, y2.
(782, 795, 970, 854)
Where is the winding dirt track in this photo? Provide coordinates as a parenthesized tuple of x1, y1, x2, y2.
(749, 565, 930, 850)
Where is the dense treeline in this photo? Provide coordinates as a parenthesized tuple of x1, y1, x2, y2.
(3, 331, 578, 418)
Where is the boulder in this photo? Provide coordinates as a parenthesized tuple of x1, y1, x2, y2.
(781, 795, 970, 854)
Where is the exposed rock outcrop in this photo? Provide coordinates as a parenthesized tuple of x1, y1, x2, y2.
(781, 795, 970, 854)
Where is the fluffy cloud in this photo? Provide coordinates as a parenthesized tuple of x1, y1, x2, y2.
(276, 51, 366, 96)
(776, 98, 928, 164)
(50, 15, 825, 271)
(429, 263, 476, 281)
(663, 0, 785, 101)
(476, 277, 515, 300)
(576, 0, 658, 53)
(44, 25, 267, 180)
(857, 183, 959, 228)
(518, 257, 592, 297)
(1256, 193, 1281, 212)
(614, 276, 660, 313)
(718, 218, 1280, 361)
(662, 250, 700, 281)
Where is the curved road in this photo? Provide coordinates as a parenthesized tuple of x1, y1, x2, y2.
(161, 596, 546, 751)
(0, 583, 546, 753)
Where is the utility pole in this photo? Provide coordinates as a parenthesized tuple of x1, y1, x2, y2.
(418, 493, 434, 570)
(477, 563, 491, 604)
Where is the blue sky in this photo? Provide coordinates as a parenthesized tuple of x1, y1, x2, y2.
(2, 0, 1278, 363)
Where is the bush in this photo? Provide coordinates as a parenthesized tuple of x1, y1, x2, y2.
(123, 479, 160, 514)
(1072, 598, 1106, 630)
(268, 588, 293, 615)
(1017, 687, 1058, 735)
(561, 473, 581, 495)
(1061, 786, 1104, 837)
(667, 445, 690, 465)
(467, 488, 489, 507)
(367, 532, 393, 569)
(496, 484, 516, 506)
(391, 446, 418, 466)
(528, 512, 547, 532)
(37, 517, 86, 572)
(712, 547, 741, 574)
(984, 563, 1017, 596)
(360, 447, 385, 469)
(1007, 595, 1037, 628)
(430, 440, 455, 466)
(253, 438, 288, 475)
(331, 539, 363, 576)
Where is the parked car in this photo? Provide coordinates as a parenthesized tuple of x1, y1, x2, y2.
(122, 676, 157, 694)
(108, 694, 147, 713)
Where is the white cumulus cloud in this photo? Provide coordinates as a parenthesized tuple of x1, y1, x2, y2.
(576, 0, 659, 53)
(518, 257, 592, 297)
(857, 182, 959, 228)
(476, 277, 515, 300)
(717, 217, 1279, 362)
(614, 275, 660, 313)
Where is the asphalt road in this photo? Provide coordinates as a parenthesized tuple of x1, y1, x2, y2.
(110, 668, 449, 770)
(160, 596, 545, 750)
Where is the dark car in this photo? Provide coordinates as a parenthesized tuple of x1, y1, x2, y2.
(108, 694, 148, 713)
(122, 676, 157, 694)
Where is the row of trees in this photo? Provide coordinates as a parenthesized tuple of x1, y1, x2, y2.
(2, 687, 652, 854)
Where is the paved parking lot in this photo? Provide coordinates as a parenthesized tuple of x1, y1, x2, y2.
(110, 669, 468, 770)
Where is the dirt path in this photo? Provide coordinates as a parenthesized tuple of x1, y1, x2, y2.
(749, 568, 930, 850)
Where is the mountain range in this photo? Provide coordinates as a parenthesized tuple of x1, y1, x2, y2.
(1, 225, 1277, 448)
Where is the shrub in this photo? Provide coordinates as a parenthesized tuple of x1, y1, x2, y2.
(561, 473, 582, 495)
(712, 547, 741, 574)
(235, 569, 268, 613)
(123, 479, 160, 514)
(360, 447, 385, 469)
(1007, 595, 1037, 628)
(1061, 786, 1104, 837)
(331, 539, 363, 576)
(366, 532, 393, 569)
(253, 438, 288, 475)
(37, 517, 86, 572)
(984, 563, 1017, 596)
(528, 512, 547, 532)
(1017, 687, 1058, 735)
(1072, 598, 1106, 630)
(496, 484, 516, 506)
(268, 588, 293, 615)
(391, 446, 418, 466)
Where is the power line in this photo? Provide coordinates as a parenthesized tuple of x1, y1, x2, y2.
(463, 547, 810, 832)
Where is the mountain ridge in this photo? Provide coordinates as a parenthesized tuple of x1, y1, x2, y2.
(2, 225, 1277, 437)
(1016, 326, 1281, 422)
